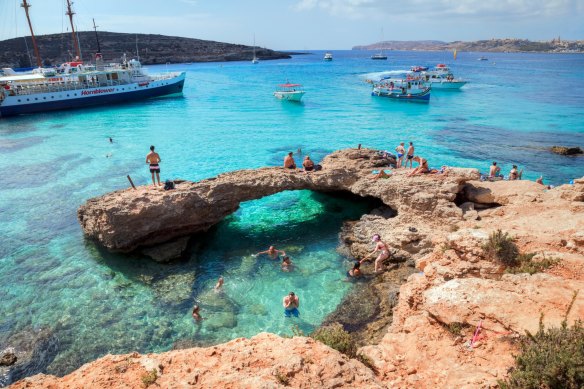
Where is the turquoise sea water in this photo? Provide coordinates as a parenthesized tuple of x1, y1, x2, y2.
(0, 50, 583, 381)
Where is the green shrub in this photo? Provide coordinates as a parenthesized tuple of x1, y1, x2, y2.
(500, 320, 584, 389)
(506, 253, 559, 275)
(483, 230, 519, 266)
(141, 369, 158, 387)
(311, 323, 356, 357)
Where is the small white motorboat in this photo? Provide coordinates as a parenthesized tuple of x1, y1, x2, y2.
(273, 82, 305, 102)
(323, 52, 333, 61)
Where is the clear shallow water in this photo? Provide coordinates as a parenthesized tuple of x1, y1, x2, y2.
(0, 50, 583, 379)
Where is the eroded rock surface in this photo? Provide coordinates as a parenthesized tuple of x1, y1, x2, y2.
(11, 333, 382, 389)
(78, 148, 479, 252)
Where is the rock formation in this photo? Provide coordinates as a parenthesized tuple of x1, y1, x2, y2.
(14, 150, 583, 388)
(78, 148, 478, 253)
(10, 333, 381, 389)
(551, 146, 583, 155)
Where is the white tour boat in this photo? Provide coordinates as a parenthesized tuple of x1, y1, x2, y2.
(0, 0, 185, 117)
(323, 52, 333, 61)
(273, 82, 305, 102)
(420, 64, 467, 90)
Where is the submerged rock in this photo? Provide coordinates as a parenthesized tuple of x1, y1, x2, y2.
(142, 236, 191, 262)
(551, 145, 583, 155)
(0, 327, 58, 387)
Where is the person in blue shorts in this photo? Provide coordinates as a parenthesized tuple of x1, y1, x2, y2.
(283, 291, 300, 317)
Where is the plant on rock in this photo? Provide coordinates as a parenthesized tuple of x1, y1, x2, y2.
(311, 323, 357, 357)
(483, 229, 519, 267)
(501, 318, 584, 389)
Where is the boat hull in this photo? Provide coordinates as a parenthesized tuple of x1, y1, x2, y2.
(371, 87, 430, 102)
(0, 72, 185, 117)
(430, 80, 467, 90)
(273, 91, 305, 102)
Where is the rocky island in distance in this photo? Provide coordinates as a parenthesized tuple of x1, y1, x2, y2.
(0, 31, 294, 68)
(353, 37, 584, 53)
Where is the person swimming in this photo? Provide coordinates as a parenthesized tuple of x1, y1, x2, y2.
(283, 291, 300, 317)
(281, 256, 293, 271)
(346, 261, 361, 279)
(192, 305, 204, 321)
(214, 276, 224, 291)
(255, 246, 286, 260)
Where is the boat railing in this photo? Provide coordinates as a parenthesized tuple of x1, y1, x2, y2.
(10, 79, 133, 96)
(8, 72, 181, 97)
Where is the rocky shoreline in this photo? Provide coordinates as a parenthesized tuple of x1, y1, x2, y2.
(9, 148, 584, 388)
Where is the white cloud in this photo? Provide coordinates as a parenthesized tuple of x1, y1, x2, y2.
(292, 0, 580, 20)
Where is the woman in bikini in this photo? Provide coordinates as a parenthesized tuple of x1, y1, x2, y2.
(407, 156, 429, 177)
(395, 142, 406, 168)
(360, 234, 390, 273)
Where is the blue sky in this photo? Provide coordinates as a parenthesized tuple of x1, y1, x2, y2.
(1, 0, 583, 49)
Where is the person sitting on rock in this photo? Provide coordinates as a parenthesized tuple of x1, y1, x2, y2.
(284, 152, 297, 169)
(360, 234, 390, 273)
(302, 156, 315, 172)
(406, 156, 429, 177)
(489, 161, 501, 178)
(371, 169, 392, 180)
(509, 165, 520, 180)
(283, 291, 300, 317)
(256, 246, 286, 260)
(536, 176, 544, 185)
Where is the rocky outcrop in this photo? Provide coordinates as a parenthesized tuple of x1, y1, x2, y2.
(0, 31, 293, 68)
(78, 148, 479, 253)
(551, 145, 583, 155)
(17, 154, 584, 388)
(11, 333, 381, 389)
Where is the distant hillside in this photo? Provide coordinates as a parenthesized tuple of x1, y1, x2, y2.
(353, 38, 584, 53)
(0, 31, 292, 68)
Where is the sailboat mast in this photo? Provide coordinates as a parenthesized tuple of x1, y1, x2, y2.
(92, 18, 101, 53)
(65, 0, 81, 60)
(20, 0, 42, 68)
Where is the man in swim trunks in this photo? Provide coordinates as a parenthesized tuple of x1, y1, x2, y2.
(146, 145, 162, 186)
(395, 142, 406, 168)
(284, 152, 297, 169)
(302, 156, 315, 172)
(256, 245, 286, 260)
(405, 142, 415, 168)
(489, 162, 501, 178)
(283, 291, 300, 317)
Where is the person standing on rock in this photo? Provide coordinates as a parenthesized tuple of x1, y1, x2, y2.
(283, 292, 300, 317)
(395, 142, 406, 168)
(360, 234, 390, 273)
(146, 145, 162, 186)
(405, 142, 415, 168)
